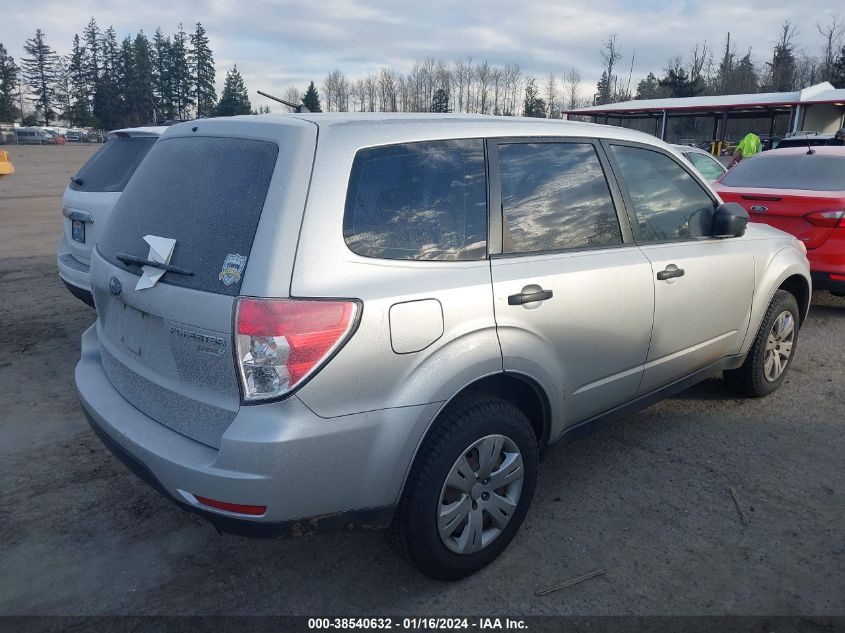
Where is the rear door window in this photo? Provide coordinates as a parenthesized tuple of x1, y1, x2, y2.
(343, 139, 487, 261)
(70, 136, 158, 192)
(497, 142, 622, 253)
(98, 136, 279, 295)
(611, 145, 716, 241)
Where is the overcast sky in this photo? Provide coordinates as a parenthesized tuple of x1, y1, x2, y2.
(1, 0, 840, 110)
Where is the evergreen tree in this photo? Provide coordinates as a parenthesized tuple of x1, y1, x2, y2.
(189, 22, 216, 117)
(0, 43, 20, 121)
(595, 70, 611, 105)
(658, 60, 703, 98)
(65, 34, 92, 126)
(152, 28, 174, 120)
(522, 77, 546, 117)
(170, 24, 192, 119)
(118, 35, 137, 126)
(215, 65, 251, 116)
(82, 18, 101, 99)
(93, 73, 121, 129)
(132, 31, 156, 124)
(430, 87, 449, 112)
(101, 26, 119, 81)
(635, 72, 660, 99)
(302, 81, 322, 112)
(22, 29, 60, 124)
(767, 21, 797, 92)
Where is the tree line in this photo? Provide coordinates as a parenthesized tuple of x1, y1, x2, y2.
(0, 18, 253, 127)
(2, 15, 845, 128)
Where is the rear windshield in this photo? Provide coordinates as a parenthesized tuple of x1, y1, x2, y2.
(720, 154, 845, 191)
(70, 136, 157, 192)
(775, 137, 832, 149)
(98, 136, 278, 295)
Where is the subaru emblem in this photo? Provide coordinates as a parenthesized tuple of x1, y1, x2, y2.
(750, 205, 768, 213)
(109, 275, 122, 297)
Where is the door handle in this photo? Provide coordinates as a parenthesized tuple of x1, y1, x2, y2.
(656, 265, 685, 281)
(508, 285, 554, 305)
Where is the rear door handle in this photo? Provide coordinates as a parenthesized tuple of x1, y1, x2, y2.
(656, 265, 685, 281)
(508, 285, 554, 305)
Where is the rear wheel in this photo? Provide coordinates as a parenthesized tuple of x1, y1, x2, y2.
(724, 289, 799, 397)
(389, 393, 538, 580)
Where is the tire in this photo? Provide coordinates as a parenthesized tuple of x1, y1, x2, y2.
(389, 392, 539, 580)
(724, 289, 800, 397)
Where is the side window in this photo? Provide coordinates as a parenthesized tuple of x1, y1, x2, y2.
(343, 139, 487, 261)
(685, 152, 725, 181)
(611, 145, 717, 241)
(497, 142, 622, 254)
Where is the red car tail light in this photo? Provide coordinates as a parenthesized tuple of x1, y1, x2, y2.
(235, 298, 359, 402)
(805, 210, 845, 228)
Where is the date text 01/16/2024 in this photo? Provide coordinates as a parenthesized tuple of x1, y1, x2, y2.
(307, 618, 528, 630)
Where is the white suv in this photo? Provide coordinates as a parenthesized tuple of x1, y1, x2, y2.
(58, 126, 165, 305)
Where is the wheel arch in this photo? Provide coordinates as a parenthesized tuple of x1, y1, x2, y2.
(396, 371, 553, 503)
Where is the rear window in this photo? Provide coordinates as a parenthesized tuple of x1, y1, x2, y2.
(98, 136, 278, 295)
(721, 154, 845, 191)
(70, 136, 157, 192)
(343, 140, 487, 261)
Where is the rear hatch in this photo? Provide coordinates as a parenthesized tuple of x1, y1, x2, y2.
(91, 121, 316, 448)
(716, 152, 845, 250)
(63, 131, 160, 265)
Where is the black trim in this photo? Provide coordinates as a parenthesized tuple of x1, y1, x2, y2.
(62, 279, 95, 307)
(811, 271, 845, 294)
(555, 354, 746, 446)
(83, 407, 395, 538)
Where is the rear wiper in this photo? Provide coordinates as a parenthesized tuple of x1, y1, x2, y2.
(116, 253, 194, 276)
(70, 176, 84, 185)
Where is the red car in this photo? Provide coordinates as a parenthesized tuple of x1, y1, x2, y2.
(714, 146, 845, 296)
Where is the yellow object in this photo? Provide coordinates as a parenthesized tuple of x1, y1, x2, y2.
(0, 150, 14, 176)
(736, 133, 762, 159)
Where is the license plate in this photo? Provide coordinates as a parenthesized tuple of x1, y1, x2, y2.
(71, 219, 85, 243)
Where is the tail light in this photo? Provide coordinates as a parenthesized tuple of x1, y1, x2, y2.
(235, 298, 359, 402)
(805, 210, 845, 228)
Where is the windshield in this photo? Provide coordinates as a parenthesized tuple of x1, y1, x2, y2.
(70, 136, 157, 192)
(98, 136, 279, 296)
(720, 154, 845, 191)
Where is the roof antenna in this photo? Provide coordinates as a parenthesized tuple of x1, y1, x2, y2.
(805, 135, 815, 155)
(257, 90, 310, 113)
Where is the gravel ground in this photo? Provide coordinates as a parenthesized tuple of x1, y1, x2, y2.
(0, 145, 843, 616)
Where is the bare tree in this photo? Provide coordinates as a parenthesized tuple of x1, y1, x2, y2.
(565, 67, 582, 111)
(818, 15, 844, 82)
(545, 72, 558, 118)
(477, 60, 491, 113)
(599, 33, 622, 103)
(280, 85, 301, 112)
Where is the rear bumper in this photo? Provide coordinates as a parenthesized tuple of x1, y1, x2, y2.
(811, 271, 845, 294)
(57, 236, 93, 306)
(75, 324, 439, 533)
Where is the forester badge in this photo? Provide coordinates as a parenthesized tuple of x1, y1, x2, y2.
(219, 253, 247, 286)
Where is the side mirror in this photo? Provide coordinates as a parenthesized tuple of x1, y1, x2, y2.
(712, 202, 749, 238)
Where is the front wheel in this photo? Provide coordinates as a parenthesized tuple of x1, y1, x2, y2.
(389, 393, 539, 580)
(724, 289, 800, 397)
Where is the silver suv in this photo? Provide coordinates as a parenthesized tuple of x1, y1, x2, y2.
(76, 114, 811, 580)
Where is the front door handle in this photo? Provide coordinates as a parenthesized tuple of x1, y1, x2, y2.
(508, 285, 554, 305)
(656, 265, 685, 281)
